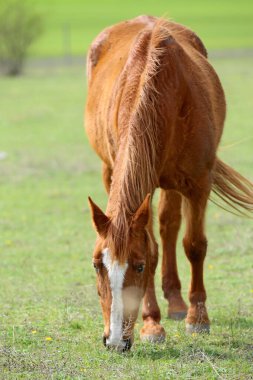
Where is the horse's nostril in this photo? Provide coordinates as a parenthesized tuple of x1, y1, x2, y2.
(103, 337, 132, 351)
(123, 338, 132, 351)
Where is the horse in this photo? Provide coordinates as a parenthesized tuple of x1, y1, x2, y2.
(85, 15, 253, 351)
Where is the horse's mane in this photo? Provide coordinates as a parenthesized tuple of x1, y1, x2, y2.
(107, 20, 172, 261)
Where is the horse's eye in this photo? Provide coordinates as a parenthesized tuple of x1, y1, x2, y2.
(136, 264, 145, 273)
(93, 263, 100, 273)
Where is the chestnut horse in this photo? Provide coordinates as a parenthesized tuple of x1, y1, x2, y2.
(85, 16, 253, 351)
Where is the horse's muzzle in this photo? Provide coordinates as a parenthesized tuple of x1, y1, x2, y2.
(102, 335, 132, 352)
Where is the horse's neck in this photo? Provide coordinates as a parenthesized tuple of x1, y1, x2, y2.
(106, 131, 157, 223)
(105, 140, 129, 219)
(105, 29, 161, 221)
(104, 136, 154, 262)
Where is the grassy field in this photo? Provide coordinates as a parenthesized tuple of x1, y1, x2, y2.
(29, 0, 253, 57)
(0, 52, 253, 378)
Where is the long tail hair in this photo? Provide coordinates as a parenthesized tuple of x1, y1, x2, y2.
(211, 158, 253, 216)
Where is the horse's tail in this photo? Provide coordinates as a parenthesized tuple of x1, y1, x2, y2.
(211, 158, 253, 216)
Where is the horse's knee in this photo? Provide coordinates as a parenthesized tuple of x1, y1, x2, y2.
(183, 238, 207, 263)
(102, 163, 112, 194)
(149, 240, 159, 270)
(159, 212, 181, 238)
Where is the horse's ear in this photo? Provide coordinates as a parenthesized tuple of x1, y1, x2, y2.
(88, 197, 110, 238)
(132, 194, 151, 230)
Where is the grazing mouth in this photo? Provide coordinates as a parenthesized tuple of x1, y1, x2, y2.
(103, 335, 132, 352)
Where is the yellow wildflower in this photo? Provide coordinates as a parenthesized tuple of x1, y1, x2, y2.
(45, 336, 52, 341)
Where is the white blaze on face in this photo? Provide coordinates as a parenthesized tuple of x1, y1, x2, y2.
(102, 248, 128, 348)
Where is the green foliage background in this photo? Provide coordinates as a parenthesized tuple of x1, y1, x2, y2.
(31, 0, 253, 56)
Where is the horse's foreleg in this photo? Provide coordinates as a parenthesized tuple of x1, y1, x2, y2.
(183, 184, 210, 333)
(102, 163, 112, 194)
(158, 190, 188, 320)
(140, 224, 166, 343)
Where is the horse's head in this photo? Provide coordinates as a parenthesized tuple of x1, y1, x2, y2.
(88, 194, 153, 351)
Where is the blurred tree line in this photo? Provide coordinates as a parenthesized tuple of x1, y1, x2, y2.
(0, 0, 43, 76)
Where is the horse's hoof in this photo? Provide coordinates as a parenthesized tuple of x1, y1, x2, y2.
(186, 323, 210, 334)
(169, 311, 187, 321)
(140, 321, 166, 343)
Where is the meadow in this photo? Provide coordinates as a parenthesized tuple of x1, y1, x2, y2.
(0, 55, 253, 379)
(1, 1, 253, 379)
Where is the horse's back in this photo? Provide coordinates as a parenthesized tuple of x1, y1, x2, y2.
(85, 16, 226, 179)
(87, 16, 208, 79)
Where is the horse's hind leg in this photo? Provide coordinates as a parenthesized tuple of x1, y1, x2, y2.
(183, 180, 210, 333)
(158, 190, 188, 320)
(102, 163, 112, 194)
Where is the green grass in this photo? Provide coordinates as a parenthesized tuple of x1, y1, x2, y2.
(0, 57, 253, 379)
(29, 0, 253, 57)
